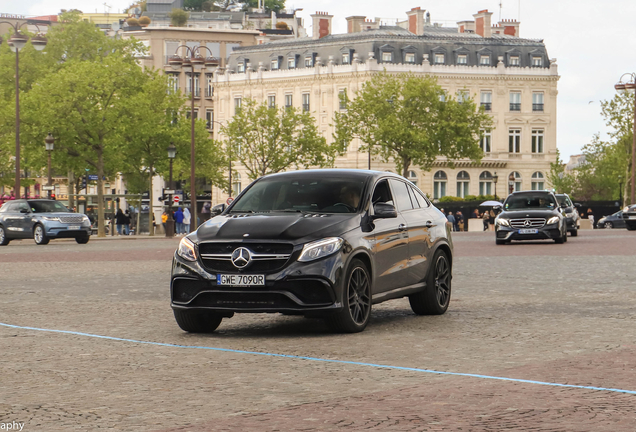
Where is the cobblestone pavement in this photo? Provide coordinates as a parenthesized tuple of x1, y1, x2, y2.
(1, 230, 635, 431)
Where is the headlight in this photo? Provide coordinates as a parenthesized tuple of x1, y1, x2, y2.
(82, 215, 90, 222)
(43, 216, 60, 221)
(624, 206, 631, 212)
(547, 216, 560, 225)
(177, 237, 197, 261)
(495, 217, 510, 227)
(298, 237, 343, 262)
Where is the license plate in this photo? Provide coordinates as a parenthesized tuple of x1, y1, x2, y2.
(629, 216, 636, 219)
(68, 225, 81, 230)
(518, 228, 538, 234)
(217, 274, 265, 286)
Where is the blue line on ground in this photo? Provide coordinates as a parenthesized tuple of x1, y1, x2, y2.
(2, 321, 635, 396)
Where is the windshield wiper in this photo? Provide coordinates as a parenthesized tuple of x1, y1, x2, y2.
(229, 210, 254, 214)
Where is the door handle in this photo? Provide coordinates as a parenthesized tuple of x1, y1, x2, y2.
(398, 224, 407, 231)
(426, 220, 433, 228)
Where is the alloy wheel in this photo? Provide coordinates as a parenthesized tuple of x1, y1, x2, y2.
(348, 267, 370, 325)
(434, 255, 451, 307)
(34, 226, 43, 243)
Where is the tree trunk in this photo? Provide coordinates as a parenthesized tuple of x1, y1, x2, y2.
(97, 151, 105, 238)
(68, 171, 75, 211)
(401, 156, 411, 179)
(148, 165, 154, 236)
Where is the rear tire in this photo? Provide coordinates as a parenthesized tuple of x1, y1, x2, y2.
(603, 222, 613, 229)
(173, 309, 224, 333)
(570, 228, 578, 236)
(0, 226, 10, 246)
(409, 250, 451, 315)
(627, 223, 636, 231)
(328, 258, 372, 333)
(33, 224, 50, 245)
(76, 236, 90, 244)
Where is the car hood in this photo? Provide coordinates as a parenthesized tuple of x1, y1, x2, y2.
(499, 209, 560, 219)
(195, 213, 360, 244)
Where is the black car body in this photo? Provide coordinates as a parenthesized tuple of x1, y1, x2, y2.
(494, 191, 567, 244)
(623, 205, 636, 230)
(555, 193, 580, 236)
(598, 211, 626, 229)
(170, 169, 453, 333)
(0, 199, 92, 245)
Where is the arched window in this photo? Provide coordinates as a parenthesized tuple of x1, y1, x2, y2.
(456, 171, 470, 198)
(479, 171, 493, 196)
(510, 171, 522, 193)
(531, 172, 544, 190)
(408, 170, 418, 186)
(231, 172, 242, 197)
(433, 170, 447, 199)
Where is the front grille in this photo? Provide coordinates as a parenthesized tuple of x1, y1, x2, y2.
(59, 215, 85, 224)
(510, 218, 546, 229)
(198, 242, 294, 273)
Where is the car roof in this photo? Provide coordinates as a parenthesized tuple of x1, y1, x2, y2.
(258, 169, 404, 182)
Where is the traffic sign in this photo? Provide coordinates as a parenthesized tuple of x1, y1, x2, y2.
(164, 189, 175, 195)
(226, 197, 234, 205)
(41, 185, 55, 191)
(88, 175, 98, 181)
(173, 196, 180, 203)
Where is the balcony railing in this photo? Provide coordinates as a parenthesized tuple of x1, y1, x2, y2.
(509, 103, 521, 111)
(480, 102, 492, 111)
(533, 103, 544, 112)
(205, 88, 214, 98)
(302, 104, 310, 112)
(186, 88, 201, 98)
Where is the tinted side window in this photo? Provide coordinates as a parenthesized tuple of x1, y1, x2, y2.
(372, 179, 394, 206)
(389, 179, 413, 212)
(17, 202, 30, 212)
(5, 202, 18, 212)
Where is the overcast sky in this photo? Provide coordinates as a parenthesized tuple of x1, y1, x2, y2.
(4, 0, 636, 161)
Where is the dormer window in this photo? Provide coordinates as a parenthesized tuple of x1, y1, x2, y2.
(509, 55, 520, 66)
(479, 55, 490, 65)
(532, 56, 542, 66)
(271, 59, 279, 70)
(287, 57, 295, 68)
(405, 53, 415, 63)
(434, 53, 445, 64)
(342, 53, 350, 64)
(305, 56, 313, 67)
(382, 52, 392, 62)
(457, 54, 467, 64)
(237, 62, 245, 73)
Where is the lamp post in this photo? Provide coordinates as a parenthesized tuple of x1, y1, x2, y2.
(0, 22, 47, 199)
(509, 172, 515, 195)
(169, 46, 219, 232)
(44, 133, 54, 199)
(615, 74, 636, 205)
(165, 142, 176, 237)
(493, 171, 498, 200)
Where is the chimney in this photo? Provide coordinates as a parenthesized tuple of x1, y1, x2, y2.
(311, 11, 333, 39)
(497, 18, 520, 37)
(456, 20, 475, 34)
(405, 7, 426, 35)
(473, 9, 493, 38)
(346, 16, 367, 33)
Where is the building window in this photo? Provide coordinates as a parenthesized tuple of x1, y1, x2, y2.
(167, 74, 179, 94)
(232, 172, 242, 197)
(510, 92, 521, 111)
(480, 91, 492, 111)
(339, 89, 347, 110)
(481, 130, 492, 153)
(268, 95, 276, 108)
(532, 56, 543, 66)
(234, 97, 242, 112)
(533, 92, 544, 112)
(302, 93, 310, 112)
(205, 110, 214, 130)
(457, 90, 470, 103)
(479, 171, 493, 196)
(185, 109, 198, 119)
(433, 171, 447, 199)
(457, 171, 470, 198)
(479, 55, 490, 65)
(457, 54, 467, 64)
(285, 94, 293, 108)
(342, 53, 350, 64)
(271, 59, 279, 70)
(510, 171, 522, 192)
(205, 74, 213, 98)
(509, 129, 521, 153)
(509, 55, 520, 66)
(439, 92, 446, 102)
(404, 52, 415, 63)
(531, 172, 545, 190)
(287, 57, 295, 68)
(434, 53, 445, 64)
(185, 74, 200, 97)
(382, 51, 392, 62)
(237, 62, 245, 73)
(304, 56, 313, 67)
(408, 170, 417, 186)
(532, 129, 544, 153)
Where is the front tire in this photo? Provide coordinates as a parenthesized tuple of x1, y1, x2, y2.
(328, 258, 372, 333)
(627, 223, 636, 231)
(33, 225, 50, 245)
(409, 250, 451, 315)
(570, 228, 578, 236)
(76, 236, 90, 244)
(0, 226, 10, 246)
(495, 239, 508, 245)
(173, 309, 223, 333)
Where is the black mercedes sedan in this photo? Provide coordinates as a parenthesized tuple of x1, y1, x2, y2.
(623, 204, 636, 231)
(170, 169, 453, 333)
(494, 190, 567, 244)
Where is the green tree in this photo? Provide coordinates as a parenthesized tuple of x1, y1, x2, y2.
(243, 0, 286, 13)
(572, 136, 627, 201)
(334, 72, 492, 178)
(220, 98, 335, 181)
(547, 149, 576, 195)
(169, 8, 189, 27)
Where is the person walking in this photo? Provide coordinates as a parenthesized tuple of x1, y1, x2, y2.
(446, 211, 456, 231)
(174, 207, 184, 235)
(482, 210, 490, 231)
(124, 210, 131, 235)
(587, 208, 595, 228)
(183, 206, 191, 233)
(456, 211, 464, 232)
(115, 208, 126, 236)
(202, 202, 211, 221)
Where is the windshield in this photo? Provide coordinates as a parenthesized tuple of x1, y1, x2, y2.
(230, 176, 366, 214)
(504, 194, 557, 210)
(28, 201, 71, 213)
(556, 195, 572, 207)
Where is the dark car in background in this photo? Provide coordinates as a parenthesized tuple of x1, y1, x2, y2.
(623, 204, 636, 231)
(170, 169, 453, 334)
(0, 199, 91, 245)
(598, 211, 626, 229)
(494, 191, 567, 244)
(555, 193, 580, 236)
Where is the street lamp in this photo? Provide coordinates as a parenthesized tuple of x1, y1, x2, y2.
(509, 172, 515, 195)
(615, 73, 636, 205)
(0, 22, 47, 199)
(492, 171, 498, 200)
(44, 133, 54, 199)
(165, 142, 176, 237)
(169, 46, 219, 232)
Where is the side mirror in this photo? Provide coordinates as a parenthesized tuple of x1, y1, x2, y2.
(574, 203, 582, 208)
(19, 208, 29, 214)
(371, 203, 397, 219)
(211, 204, 225, 215)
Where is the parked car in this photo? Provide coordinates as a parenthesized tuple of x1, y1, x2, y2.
(597, 211, 626, 229)
(622, 204, 636, 231)
(170, 169, 453, 333)
(555, 193, 580, 236)
(494, 190, 567, 244)
(0, 199, 91, 245)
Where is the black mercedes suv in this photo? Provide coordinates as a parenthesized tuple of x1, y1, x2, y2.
(170, 169, 453, 333)
(494, 190, 567, 244)
(555, 193, 580, 236)
(623, 204, 636, 230)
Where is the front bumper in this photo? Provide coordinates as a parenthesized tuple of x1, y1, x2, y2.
(170, 249, 345, 315)
(44, 221, 91, 238)
(495, 224, 562, 241)
(623, 213, 636, 225)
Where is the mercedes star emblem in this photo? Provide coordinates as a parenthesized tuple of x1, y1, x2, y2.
(231, 247, 252, 269)
(524, 220, 531, 227)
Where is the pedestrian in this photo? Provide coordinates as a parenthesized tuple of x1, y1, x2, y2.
(115, 208, 126, 236)
(472, 208, 480, 219)
(174, 207, 184, 235)
(489, 208, 496, 231)
(446, 211, 456, 231)
(482, 210, 490, 231)
(202, 202, 211, 221)
(456, 211, 464, 232)
(587, 208, 595, 228)
(124, 210, 131, 235)
(183, 206, 191, 233)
